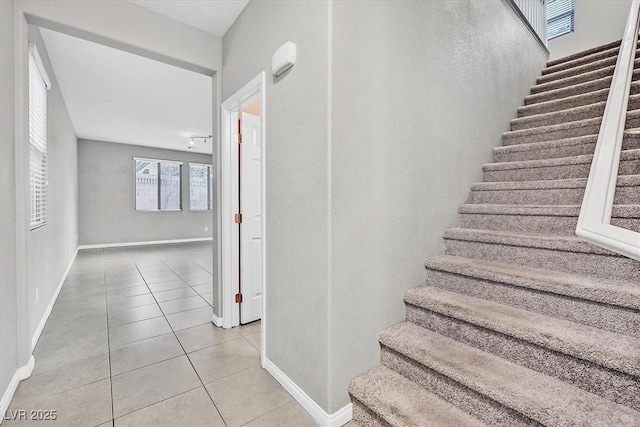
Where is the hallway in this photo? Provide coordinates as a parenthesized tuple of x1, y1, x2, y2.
(4, 242, 316, 426)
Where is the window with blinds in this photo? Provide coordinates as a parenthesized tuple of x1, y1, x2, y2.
(28, 44, 51, 230)
(547, 0, 574, 40)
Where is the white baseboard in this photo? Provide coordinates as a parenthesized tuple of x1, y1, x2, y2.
(211, 313, 222, 327)
(263, 358, 352, 427)
(31, 248, 78, 351)
(0, 356, 34, 425)
(78, 237, 212, 250)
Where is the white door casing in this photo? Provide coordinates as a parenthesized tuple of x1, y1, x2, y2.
(240, 112, 262, 324)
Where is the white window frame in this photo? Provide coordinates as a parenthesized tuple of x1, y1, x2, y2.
(134, 157, 183, 212)
(547, 0, 574, 40)
(28, 43, 51, 231)
(189, 162, 213, 211)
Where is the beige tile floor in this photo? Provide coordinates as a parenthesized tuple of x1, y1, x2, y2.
(4, 242, 321, 427)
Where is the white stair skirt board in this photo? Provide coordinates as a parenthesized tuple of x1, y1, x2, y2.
(264, 358, 353, 427)
(0, 356, 35, 425)
(31, 248, 78, 350)
(78, 237, 213, 249)
(211, 313, 222, 327)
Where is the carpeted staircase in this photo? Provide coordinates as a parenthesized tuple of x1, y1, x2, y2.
(349, 40, 640, 426)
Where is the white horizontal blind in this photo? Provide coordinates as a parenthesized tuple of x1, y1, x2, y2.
(29, 49, 48, 229)
(547, 0, 574, 39)
(514, 0, 547, 45)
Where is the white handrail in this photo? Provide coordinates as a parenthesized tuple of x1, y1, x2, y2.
(576, 0, 640, 261)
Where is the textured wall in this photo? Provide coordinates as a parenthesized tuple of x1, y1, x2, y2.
(223, 0, 547, 415)
(1, 0, 19, 404)
(548, 0, 631, 61)
(223, 0, 331, 410)
(26, 25, 79, 342)
(78, 139, 213, 246)
(328, 0, 548, 412)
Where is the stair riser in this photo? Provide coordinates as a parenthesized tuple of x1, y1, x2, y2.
(518, 90, 608, 118)
(530, 61, 640, 95)
(425, 269, 640, 338)
(458, 212, 640, 235)
(484, 157, 640, 182)
(545, 44, 620, 71)
(444, 238, 640, 282)
(494, 138, 640, 162)
(350, 399, 388, 427)
(525, 70, 640, 107)
(537, 55, 620, 85)
(405, 305, 640, 412)
(471, 185, 640, 205)
(380, 347, 536, 427)
(512, 97, 640, 132)
(511, 103, 605, 132)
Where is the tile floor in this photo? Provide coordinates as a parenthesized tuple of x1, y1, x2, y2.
(4, 242, 321, 426)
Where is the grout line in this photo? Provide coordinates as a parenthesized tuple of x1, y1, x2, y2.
(132, 254, 228, 426)
(102, 247, 116, 425)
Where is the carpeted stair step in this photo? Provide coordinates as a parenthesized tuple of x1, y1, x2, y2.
(380, 322, 640, 426)
(525, 69, 640, 106)
(493, 134, 640, 162)
(457, 204, 640, 235)
(536, 50, 637, 85)
(483, 149, 640, 182)
(423, 255, 640, 338)
(545, 39, 621, 69)
(502, 109, 640, 145)
(530, 58, 640, 95)
(470, 175, 640, 205)
(349, 366, 489, 427)
(443, 228, 640, 281)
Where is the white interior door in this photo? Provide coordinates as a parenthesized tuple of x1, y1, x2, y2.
(240, 112, 262, 324)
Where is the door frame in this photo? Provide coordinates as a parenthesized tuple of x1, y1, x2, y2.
(220, 72, 266, 362)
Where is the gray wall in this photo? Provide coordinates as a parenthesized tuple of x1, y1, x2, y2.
(548, 0, 631, 61)
(223, 0, 331, 409)
(1, 0, 19, 406)
(26, 25, 79, 342)
(78, 139, 213, 246)
(328, 0, 548, 413)
(223, 0, 547, 415)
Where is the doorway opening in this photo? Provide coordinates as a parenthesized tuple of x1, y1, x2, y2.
(220, 72, 265, 363)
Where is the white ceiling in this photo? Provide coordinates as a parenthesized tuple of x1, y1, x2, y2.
(41, 28, 214, 154)
(129, 0, 250, 37)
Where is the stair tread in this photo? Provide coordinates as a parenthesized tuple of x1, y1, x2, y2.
(471, 175, 640, 190)
(380, 322, 640, 427)
(518, 87, 610, 116)
(503, 110, 640, 140)
(349, 365, 489, 427)
(538, 51, 628, 84)
(511, 99, 608, 128)
(484, 148, 640, 172)
(424, 255, 640, 310)
(403, 287, 640, 377)
(458, 203, 640, 217)
(546, 39, 621, 68)
(531, 58, 640, 95)
(443, 227, 623, 256)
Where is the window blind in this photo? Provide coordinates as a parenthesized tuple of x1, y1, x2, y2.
(547, 0, 574, 40)
(28, 46, 49, 229)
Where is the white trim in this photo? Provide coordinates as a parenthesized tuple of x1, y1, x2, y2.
(264, 358, 352, 427)
(576, 0, 640, 261)
(220, 72, 266, 337)
(133, 156, 183, 165)
(31, 248, 78, 350)
(78, 237, 212, 250)
(0, 356, 35, 425)
(211, 313, 222, 327)
(28, 43, 51, 90)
